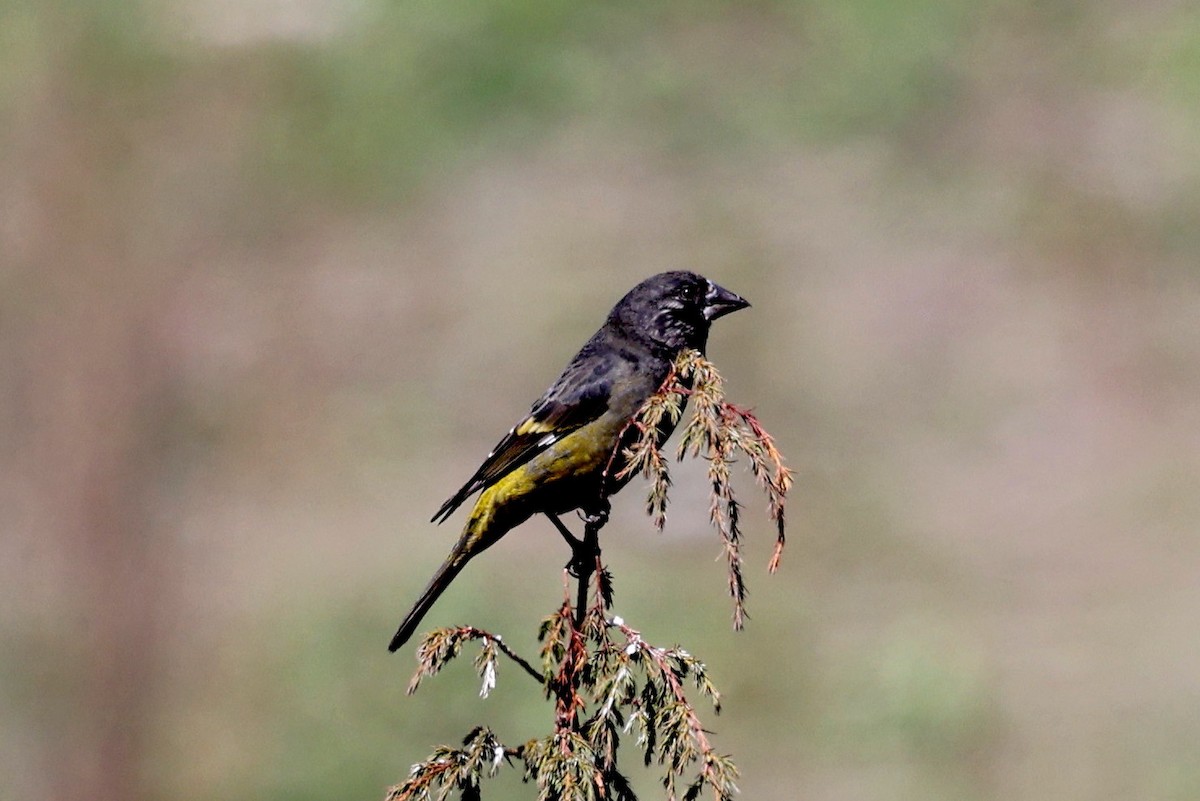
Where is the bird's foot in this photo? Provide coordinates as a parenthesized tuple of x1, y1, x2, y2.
(579, 499, 611, 530)
(565, 551, 589, 578)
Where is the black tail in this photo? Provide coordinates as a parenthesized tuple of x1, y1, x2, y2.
(388, 555, 468, 652)
(393, 490, 516, 652)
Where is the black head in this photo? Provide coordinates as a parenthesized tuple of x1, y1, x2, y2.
(608, 271, 749, 354)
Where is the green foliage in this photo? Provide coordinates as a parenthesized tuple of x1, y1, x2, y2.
(233, 0, 980, 199)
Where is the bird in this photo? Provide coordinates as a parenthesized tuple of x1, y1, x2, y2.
(388, 271, 749, 652)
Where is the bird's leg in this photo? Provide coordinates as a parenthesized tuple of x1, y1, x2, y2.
(570, 499, 611, 629)
(550, 501, 611, 627)
(546, 513, 581, 548)
(546, 513, 592, 578)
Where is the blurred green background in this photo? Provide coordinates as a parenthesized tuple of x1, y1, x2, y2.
(3, 1, 1200, 799)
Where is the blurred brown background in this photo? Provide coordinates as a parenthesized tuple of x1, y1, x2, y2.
(3, 1, 1199, 800)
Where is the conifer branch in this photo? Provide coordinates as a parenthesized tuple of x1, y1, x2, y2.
(408, 626, 543, 695)
(385, 726, 515, 801)
(390, 351, 792, 801)
(616, 348, 793, 626)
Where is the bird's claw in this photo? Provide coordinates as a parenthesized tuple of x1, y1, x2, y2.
(565, 552, 589, 578)
(579, 500, 611, 529)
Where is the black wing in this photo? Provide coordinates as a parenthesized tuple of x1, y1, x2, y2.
(431, 349, 614, 523)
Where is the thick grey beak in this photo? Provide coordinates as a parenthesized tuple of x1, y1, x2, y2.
(703, 280, 750, 321)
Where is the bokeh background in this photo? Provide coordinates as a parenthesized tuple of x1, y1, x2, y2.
(3, 1, 1200, 799)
